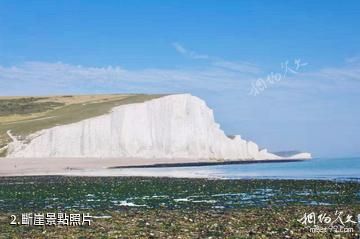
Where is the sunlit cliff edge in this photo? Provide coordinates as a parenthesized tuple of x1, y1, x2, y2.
(5, 94, 311, 160)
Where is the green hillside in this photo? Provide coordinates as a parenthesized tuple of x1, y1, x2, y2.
(0, 94, 165, 157)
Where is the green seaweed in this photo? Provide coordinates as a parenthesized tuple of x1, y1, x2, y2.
(0, 177, 359, 238)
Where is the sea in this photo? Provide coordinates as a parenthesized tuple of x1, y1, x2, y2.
(72, 157, 360, 180)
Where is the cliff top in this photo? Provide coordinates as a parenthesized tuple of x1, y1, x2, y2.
(0, 94, 166, 156)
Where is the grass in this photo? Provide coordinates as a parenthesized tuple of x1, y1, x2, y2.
(0, 97, 64, 116)
(0, 148, 7, 157)
(0, 94, 165, 156)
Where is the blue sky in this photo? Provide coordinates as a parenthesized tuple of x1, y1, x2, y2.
(0, 0, 360, 157)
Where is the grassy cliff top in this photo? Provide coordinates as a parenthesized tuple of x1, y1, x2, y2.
(0, 94, 165, 156)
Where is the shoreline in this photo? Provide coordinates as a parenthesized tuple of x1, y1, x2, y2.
(109, 158, 307, 169)
(0, 175, 359, 182)
(0, 157, 309, 177)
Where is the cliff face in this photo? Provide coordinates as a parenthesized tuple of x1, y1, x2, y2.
(6, 94, 309, 160)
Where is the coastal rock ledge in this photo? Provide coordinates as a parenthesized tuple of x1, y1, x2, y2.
(7, 94, 311, 160)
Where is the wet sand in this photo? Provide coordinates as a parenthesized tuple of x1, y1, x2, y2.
(0, 157, 306, 177)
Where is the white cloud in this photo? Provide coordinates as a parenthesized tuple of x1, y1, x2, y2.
(314, 66, 360, 81)
(172, 42, 209, 60)
(172, 42, 261, 74)
(1, 50, 359, 98)
(345, 56, 360, 64)
(212, 60, 260, 74)
(0, 61, 256, 96)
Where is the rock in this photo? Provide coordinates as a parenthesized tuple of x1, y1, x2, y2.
(7, 94, 310, 160)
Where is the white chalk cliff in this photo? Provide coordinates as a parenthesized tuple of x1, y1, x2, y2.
(6, 94, 311, 160)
